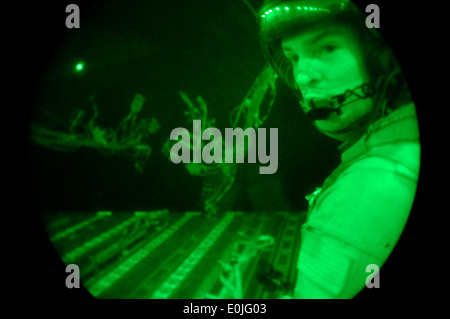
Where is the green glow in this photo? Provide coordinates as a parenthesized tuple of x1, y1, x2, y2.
(33, 0, 420, 301)
(75, 62, 84, 71)
(260, 4, 332, 18)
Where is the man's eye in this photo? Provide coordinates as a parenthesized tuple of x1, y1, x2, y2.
(322, 45, 337, 53)
(287, 55, 299, 63)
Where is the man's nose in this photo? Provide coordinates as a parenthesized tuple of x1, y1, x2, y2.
(295, 73, 319, 88)
(293, 60, 323, 89)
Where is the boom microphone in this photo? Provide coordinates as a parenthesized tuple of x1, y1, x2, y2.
(305, 94, 345, 121)
(303, 82, 375, 121)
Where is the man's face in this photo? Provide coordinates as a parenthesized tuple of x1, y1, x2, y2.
(281, 24, 373, 136)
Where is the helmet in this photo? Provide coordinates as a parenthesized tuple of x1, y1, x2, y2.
(259, 0, 368, 90)
(258, 0, 408, 140)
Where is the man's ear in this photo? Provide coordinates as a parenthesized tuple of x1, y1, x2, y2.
(366, 46, 392, 79)
(379, 48, 393, 71)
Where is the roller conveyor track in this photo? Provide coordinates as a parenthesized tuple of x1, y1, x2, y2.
(42, 210, 307, 299)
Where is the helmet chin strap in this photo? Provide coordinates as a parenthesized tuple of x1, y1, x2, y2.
(302, 69, 401, 145)
(301, 82, 376, 121)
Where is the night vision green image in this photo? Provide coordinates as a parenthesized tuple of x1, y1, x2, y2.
(29, 0, 420, 299)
